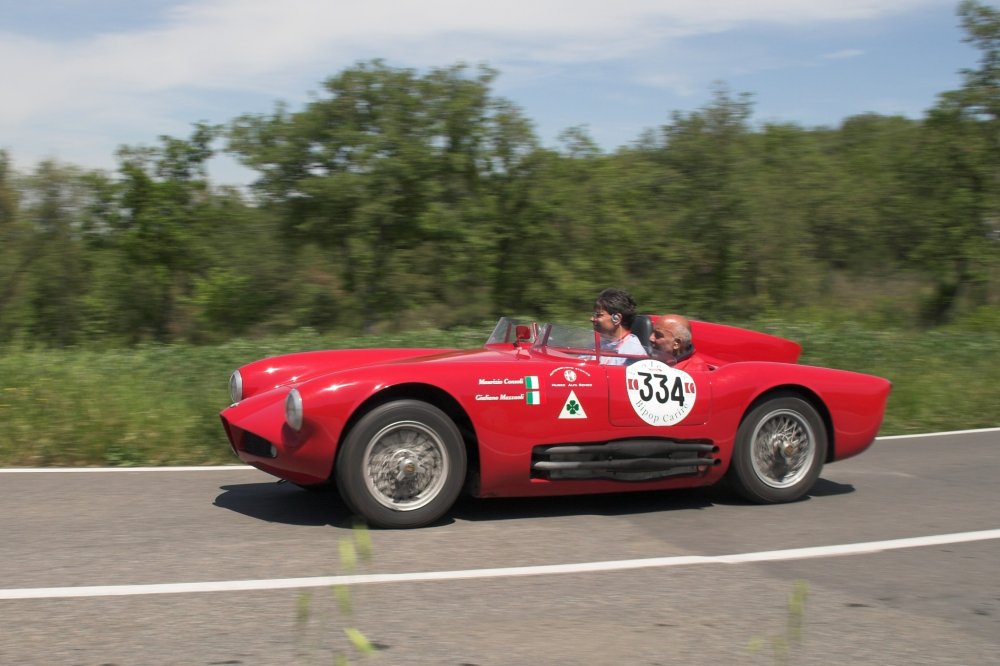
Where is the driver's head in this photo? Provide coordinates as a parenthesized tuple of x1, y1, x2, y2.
(650, 314, 692, 361)
(591, 287, 637, 336)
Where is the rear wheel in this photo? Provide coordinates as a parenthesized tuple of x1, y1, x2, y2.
(727, 394, 827, 503)
(336, 400, 466, 528)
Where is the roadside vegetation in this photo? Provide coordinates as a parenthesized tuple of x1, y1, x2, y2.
(1, 315, 997, 467)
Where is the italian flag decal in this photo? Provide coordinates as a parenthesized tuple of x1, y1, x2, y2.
(525, 376, 541, 405)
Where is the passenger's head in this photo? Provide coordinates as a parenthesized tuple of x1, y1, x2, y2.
(591, 288, 637, 336)
(650, 314, 693, 362)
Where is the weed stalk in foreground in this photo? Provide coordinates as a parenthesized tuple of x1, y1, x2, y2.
(748, 579, 809, 666)
(295, 521, 375, 664)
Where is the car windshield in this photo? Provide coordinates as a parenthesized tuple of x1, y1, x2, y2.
(486, 317, 648, 363)
(486, 317, 539, 345)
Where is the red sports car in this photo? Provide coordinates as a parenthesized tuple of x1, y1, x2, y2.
(220, 316, 891, 528)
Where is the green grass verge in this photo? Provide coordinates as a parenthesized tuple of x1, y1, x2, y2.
(0, 321, 996, 467)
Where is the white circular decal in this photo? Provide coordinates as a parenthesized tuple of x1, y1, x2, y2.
(625, 359, 697, 426)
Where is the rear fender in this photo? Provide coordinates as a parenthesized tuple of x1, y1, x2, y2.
(712, 363, 891, 462)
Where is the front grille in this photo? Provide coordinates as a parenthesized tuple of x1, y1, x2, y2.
(242, 431, 277, 458)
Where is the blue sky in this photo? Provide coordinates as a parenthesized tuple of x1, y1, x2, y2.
(0, 0, 980, 186)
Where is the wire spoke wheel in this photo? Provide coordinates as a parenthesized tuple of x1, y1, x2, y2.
(363, 421, 449, 511)
(337, 400, 466, 528)
(749, 409, 816, 489)
(727, 394, 827, 504)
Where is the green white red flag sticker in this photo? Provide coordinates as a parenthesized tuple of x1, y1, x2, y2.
(525, 376, 541, 405)
(625, 359, 696, 425)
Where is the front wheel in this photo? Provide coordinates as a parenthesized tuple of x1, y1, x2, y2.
(727, 394, 827, 504)
(336, 400, 467, 528)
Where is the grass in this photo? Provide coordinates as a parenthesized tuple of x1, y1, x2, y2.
(0, 320, 997, 467)
(752, 318, 1000, 435)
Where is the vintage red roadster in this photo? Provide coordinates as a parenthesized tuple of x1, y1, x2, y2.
(220, 316, 891, 528)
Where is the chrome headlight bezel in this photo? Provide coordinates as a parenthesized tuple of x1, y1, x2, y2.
(285, 388, 303, 431)
(229, 370, 243, 404)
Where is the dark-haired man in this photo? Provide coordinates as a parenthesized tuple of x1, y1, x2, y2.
(590, 287, 646, 365)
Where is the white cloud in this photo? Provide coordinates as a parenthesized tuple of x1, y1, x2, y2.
(0, 0, 946, 176)
(823, 48, 866, 59)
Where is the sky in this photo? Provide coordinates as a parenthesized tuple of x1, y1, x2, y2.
(0, 0, 982, 186)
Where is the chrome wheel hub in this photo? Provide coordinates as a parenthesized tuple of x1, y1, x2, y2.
(750, 409, 816, 489)
(363, 421, 448, 511)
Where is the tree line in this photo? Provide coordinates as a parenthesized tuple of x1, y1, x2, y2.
(1, 1, 997, 347)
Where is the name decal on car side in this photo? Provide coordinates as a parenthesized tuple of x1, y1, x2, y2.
(473, 376, 542, 405)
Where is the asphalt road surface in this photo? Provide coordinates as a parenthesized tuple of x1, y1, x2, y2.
(1, 429, 998, 666)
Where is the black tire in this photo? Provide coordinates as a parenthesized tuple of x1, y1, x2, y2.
(727, 393, 827, 504)
(335, 400, 467, 528)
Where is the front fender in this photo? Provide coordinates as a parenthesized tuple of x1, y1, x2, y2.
(220, 386, 334, 484)
(236, 348, 454, 400)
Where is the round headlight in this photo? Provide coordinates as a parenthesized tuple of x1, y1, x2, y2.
(229, 370, 243, 403)
(285, 388, 303, 431)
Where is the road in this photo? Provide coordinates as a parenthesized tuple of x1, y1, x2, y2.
(1, 430, 998, 665)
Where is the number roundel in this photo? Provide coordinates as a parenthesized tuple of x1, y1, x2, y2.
(625, 359, 697, 426)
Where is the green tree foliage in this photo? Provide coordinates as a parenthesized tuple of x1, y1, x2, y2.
(1, 3, 998, 347)
(909, 0, 1000, 321)
(229, 61, 537, 328)
(820, 114, 922, 271)
(0, 152, 23, 335)
(0, 151, 33, 343)
(957, 0, 1000, 132)
(645, 87, 770, 314)
(24, 162, 90, 346)
(74, 122, 292, 343)
(619, 89, 827, 316)
(107, 125, 217, 340)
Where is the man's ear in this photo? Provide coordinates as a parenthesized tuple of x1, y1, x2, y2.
(611, 313, 621, 324)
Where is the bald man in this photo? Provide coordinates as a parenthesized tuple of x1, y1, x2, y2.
(649, 314, 702, 369)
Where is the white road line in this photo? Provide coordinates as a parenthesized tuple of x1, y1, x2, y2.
(876, 427, 1000, 440)
(3, 529, 999, 600)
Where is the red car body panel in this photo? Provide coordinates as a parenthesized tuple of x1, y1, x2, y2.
(689, 320, 801, 363)
(220, 318, 891, 497)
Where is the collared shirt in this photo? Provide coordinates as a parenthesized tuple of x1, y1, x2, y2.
(599, 333, 647, 365)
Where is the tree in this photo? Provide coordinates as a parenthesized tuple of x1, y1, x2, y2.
(0, 150, 28, 342)
(908, 1, 1000, 322)
(956, 0, 1000, 133)
(820, 114, 923, 271)
(229, 61, 538, 329)
(651, 86, 758, 314)
(20, 161, 91, 346)
(103, 124, 220, 340)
